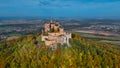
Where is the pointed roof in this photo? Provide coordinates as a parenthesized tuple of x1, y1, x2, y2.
(50, 17, 53, 23)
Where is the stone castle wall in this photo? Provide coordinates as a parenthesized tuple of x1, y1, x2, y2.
(41, 20, 71, 47)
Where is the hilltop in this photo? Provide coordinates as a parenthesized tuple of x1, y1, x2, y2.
(0, 32, 120, 68)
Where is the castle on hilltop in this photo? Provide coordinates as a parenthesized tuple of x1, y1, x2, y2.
(41, 19, 71, 47)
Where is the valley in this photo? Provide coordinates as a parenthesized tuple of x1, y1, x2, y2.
(76, 32, 120, 46)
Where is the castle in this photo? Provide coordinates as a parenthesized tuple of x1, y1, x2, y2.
(41, 19, 71, 47)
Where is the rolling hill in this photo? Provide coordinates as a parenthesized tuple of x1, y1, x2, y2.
(0, 33, 120, 68)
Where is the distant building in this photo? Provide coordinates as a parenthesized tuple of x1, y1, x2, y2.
(41, 19, 71, 47)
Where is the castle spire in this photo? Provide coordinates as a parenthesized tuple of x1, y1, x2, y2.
(50, 17, 52, 23)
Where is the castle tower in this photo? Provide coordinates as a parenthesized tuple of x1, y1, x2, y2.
(50, 17, 53, 23)
(41, 18, 71, 47)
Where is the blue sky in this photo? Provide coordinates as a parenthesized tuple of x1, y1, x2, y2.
(0, 0, 120, 18)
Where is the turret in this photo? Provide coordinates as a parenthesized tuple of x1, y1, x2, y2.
(50, 18, 53, 23)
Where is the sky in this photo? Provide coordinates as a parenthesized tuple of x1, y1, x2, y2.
(0, 0, 120, 19)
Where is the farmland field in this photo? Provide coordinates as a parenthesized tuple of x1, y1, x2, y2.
(77, 32, 120, 46)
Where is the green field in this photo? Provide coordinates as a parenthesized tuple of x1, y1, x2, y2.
(77, 32, 120, 46)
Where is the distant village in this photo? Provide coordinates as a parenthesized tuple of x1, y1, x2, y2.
(0, 19, 120, 40)
(41, 19, 71, 47)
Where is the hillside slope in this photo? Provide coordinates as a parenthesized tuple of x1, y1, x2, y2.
(0, 33, 120, 68)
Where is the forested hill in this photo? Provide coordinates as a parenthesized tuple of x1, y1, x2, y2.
(0, 33, 120, 68)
